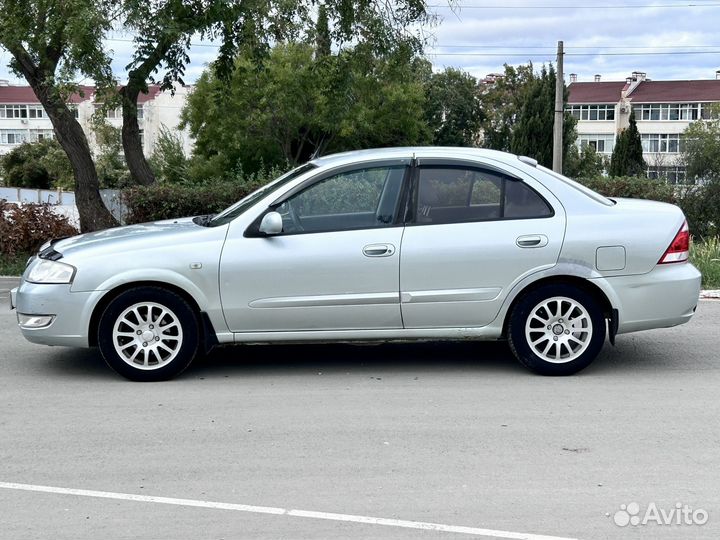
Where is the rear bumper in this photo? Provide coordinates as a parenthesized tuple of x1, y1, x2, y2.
(593, 263, 702, 334)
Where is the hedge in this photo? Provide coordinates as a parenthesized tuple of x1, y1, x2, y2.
(121, 174, 718, 239)
(122, 180, 265, 224)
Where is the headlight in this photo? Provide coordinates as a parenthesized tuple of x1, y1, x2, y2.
(26, 259, 76, 284)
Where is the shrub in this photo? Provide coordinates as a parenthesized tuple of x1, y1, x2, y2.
(676, 177, 720, 238)
(0, 139, 73, 190)
(0, 200, 79, 256)
(576, 175, 676, 203)
(690, 236, 720, 289)
(122, 166, 283, 223)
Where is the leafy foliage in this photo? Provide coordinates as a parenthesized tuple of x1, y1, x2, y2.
(564, 145, 606, 179)
(149, 127, 190, 184)
(181, 43, 430, 177)
(122, 168, 280, 223)
(682, 116, 720, 182)
(677, 178, 720, 238)
(0, 200, 79, 256)
(609, 111, 646, 177)
(507, 64, 575, 168)
(480, 64, 535, 152)
(93, 124, 132, 189)
(575, 175, 675, 203)
(0, 140, 74, 190)
(425, 67, 484, 147)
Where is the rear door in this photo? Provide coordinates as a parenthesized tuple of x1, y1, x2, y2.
(399, 160, 565, 328)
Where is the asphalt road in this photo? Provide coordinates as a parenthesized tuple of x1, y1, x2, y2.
(0, 276, 719, 540)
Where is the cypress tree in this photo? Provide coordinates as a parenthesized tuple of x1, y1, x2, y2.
(510, 65, 575, 168)
(609, 111, 646, 177)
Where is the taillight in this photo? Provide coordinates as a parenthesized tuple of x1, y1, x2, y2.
(658, 220, 690, 264)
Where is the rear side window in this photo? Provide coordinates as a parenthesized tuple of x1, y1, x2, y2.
(415, 166, 552, 225)
(504, 179, 553, 218)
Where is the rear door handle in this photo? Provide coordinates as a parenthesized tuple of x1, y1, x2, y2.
(363, 243, 396, 257)
(516, 235, 548, 248)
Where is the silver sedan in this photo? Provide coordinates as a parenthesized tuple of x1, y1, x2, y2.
(11, 147, 701, 380)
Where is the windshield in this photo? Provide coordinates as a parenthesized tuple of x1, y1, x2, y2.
(537, 165, 615, 206)
(208, 163, 317, 227)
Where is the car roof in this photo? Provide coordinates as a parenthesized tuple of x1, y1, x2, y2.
(310, 146, 526, 168)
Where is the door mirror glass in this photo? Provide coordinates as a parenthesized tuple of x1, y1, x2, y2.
(259, 211, 283, 235)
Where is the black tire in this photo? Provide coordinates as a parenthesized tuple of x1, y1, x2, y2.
(98, 286, 200, 381)
(508, 284, 606, 376)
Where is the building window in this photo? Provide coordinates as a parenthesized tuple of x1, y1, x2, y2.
(137, 107, 144, 119)
(568, 104, 615, 121)
(139, 129, 144, 147)
(0, 105, 29, 118)
(0, 130, 29, 144)
(577, 133, 615, 154)
(28, 105, 45, 119)
(647, 166, 686, 184)
(633, 103, 701, 121)
(641, 133, 684, 153)
(30, 129, 55, 142)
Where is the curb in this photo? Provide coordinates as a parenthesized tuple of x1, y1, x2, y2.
(700, 290, 720, 299)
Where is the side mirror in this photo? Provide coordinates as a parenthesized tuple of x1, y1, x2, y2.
(258, 211, 283, 235)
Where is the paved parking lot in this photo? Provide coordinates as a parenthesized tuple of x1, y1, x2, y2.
(1, 276, 719, 539)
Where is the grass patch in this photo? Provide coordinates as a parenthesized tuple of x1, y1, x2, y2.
(691, 237, 720, 289)
(0, 252, 30, 277)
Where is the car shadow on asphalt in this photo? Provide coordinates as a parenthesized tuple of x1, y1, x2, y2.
(41, 335, 672, 380)
(43, 340, 526, 380)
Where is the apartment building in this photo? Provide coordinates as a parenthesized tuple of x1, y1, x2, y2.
(567, 71, 720, 182)
(0, 80, 193, 159)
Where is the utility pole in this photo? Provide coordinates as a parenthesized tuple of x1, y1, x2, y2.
(552, 40, 564, 173)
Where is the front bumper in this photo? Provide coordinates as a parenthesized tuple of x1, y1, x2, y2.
(13, 280, 102, 347)
(593, 262, 702, 335)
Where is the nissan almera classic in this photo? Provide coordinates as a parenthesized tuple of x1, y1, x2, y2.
(11, 147, 701, 381)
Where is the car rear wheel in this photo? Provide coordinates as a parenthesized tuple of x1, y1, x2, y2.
(508, 284, 606, 375)
(98, 287, 200, 381)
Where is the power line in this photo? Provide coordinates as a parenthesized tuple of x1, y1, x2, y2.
(428, 50, 720, 56)
(104, 37, 720, 56)
(427, 2, 720, 8)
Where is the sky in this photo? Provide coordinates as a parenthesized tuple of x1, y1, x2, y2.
(1, 0, 720, 86)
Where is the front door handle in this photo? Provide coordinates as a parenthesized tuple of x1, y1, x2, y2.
(516, 235, 548, 248)
(363, 243, 396, 257)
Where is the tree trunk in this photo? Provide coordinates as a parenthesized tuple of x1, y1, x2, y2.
(120, 84, 156, 186)
(35, 89, 119, 232)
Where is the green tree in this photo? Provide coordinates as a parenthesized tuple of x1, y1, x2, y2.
(425, 67, 484, 147)
(181, 43, 430, 177)
(609, 111, 646, 177)
(509, 65, 575, 168)
(0, 0, 118, 231)
(564, 144, 606, 178)
(681, 113, 720, 181)
(118, 0, 433, 186)
(480, 63, 535, 152)
(0, 140, 74, 190)
(149, 127, 190, 184)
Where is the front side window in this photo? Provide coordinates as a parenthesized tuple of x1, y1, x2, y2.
(277, 166, 406, 234)
(414, 167, 552, 225)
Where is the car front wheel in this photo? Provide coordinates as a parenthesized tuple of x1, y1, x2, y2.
(508, 284, 606, 375)
(98, 287, 200, 381)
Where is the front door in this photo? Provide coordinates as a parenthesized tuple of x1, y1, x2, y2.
(220, 163, 409, 333)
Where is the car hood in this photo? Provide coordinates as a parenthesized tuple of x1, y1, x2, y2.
(52, 217, 211, 258)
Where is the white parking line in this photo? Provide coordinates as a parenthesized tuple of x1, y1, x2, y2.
(0, 481, 577, 540)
